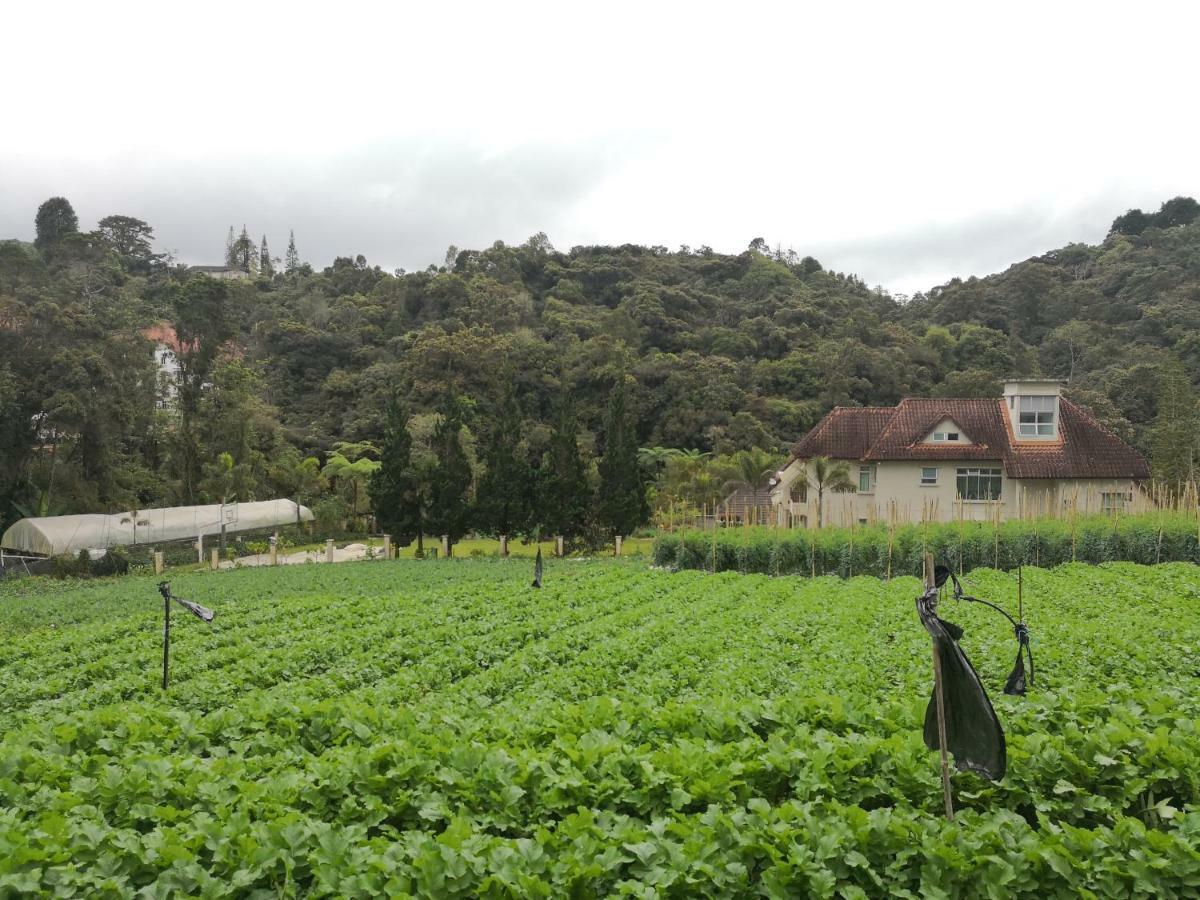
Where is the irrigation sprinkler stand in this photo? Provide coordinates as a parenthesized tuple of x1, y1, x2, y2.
(924, 552, 955, 822)
(159, 582, 215, 692)
(162, 586, 170, 690)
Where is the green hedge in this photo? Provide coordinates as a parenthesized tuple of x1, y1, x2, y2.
(654, 513, 1200, 578)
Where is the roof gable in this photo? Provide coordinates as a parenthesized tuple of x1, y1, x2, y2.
(922, 417, 974, 445)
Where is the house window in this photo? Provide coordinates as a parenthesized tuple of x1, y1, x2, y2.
(956, 467, 1002, 501)
(1101, 492, 1126, 513)
(858, 465, 873, 492)
(921, 467, 938, 486)
(790, 482, 807, 503)
(1018, 395, 1056, 438)
(946, 432, 959, 441)
(932, 431, 960, 442)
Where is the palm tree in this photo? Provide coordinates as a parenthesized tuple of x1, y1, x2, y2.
(717, 448, 782, 522)
(322, 441, 381, 530)
(806, 455, 855, 527)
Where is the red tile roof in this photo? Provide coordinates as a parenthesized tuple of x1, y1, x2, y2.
(790, 397, 1148, 479)
(790, 407, 894, 460)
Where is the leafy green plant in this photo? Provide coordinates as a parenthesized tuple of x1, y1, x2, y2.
(1, 560, 1199, 894)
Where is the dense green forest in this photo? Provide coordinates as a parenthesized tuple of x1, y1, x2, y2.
(1, 196, 1198, 541)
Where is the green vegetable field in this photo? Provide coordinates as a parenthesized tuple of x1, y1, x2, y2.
(2, 560, 1199, 897)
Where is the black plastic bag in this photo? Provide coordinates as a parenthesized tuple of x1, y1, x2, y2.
(531, 547, 543, 588)
(917, 575, 1006, 781)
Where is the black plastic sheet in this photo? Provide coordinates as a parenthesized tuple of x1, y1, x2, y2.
(917, 577, 1006, 782)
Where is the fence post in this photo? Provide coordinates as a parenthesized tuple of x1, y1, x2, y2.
(210, 548, 219, 571)
(556, 535, 564, 557)
(500, 534, 509, 557)
(382, 534, 391, 560)
(269, 535, 278, 566)
(615, 535, 623, 556)
(325, 539, 335, 563)
(442, 534, 450, 558)
(197, 533, 204, 565)
(154, 550, 164, 575)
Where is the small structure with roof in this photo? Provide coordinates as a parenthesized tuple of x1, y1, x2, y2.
(186, 265, 250, 281)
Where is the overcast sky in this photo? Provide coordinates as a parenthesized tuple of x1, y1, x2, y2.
(3, 0, 1198, 295)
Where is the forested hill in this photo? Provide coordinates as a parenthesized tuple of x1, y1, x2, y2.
(1, 197, 1198, 527)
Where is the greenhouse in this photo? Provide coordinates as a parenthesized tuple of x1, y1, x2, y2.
(0, 500, 313, 558)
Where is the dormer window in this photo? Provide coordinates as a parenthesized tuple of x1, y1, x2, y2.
(931, 431, 959, 442)
(1018, 395, 1056, 438)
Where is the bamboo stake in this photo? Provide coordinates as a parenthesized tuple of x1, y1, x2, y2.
(925, 551, 955, 822)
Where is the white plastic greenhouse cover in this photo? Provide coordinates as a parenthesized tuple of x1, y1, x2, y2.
(0, 500, 314, 557)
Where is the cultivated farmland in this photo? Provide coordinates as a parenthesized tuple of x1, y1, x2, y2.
(1, 561, 1199, 897)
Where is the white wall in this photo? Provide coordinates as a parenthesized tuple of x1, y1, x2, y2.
(772, 458, 1148, 526)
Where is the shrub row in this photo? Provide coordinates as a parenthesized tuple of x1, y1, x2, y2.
(654, 513, 1200, 578)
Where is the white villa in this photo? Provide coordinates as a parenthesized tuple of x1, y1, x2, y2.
(772, 380, 1151, 526)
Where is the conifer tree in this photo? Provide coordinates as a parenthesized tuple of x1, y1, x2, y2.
(259, 235, 274, 278)
(224, 226, 237, 267)
(537, 386, 591, 542)
(235, 225, 257, 274)
(427, 396, 473, 554)
(1151, 357, 1199, 491)
(285, 230, 300, 275)
(369, 393, 421, 546)
(474, 388, 532, 536)
(597, 379, 648, 537)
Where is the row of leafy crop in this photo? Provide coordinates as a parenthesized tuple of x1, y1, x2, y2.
(654, 513, 1200, 577)
(2, 561, 1199, 895)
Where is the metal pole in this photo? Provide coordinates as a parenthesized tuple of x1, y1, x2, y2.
(162, 590, 170, 691)
(925, 551, 954, 821)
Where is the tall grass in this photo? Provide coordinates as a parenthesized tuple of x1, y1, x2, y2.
(653, 512, 1200, 577)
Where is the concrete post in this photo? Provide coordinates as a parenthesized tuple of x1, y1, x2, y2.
(210, 548, 219, 571)
(269, 543, 278, 567)
(441, 534, 450, 558)
(615, 535, 622, 557)
(382, 534, 391, 559)
(154, 550, 164, 575)
(500, 534, 508, 557)
(556, 535, 564, 557)
(325, 539, 335, 563)
(197, 533, 204, 565)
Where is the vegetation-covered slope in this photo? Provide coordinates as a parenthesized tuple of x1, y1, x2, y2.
(1, 198, 1198, 533)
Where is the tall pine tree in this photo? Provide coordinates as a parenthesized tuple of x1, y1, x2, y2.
(234, 225, 257, 274)
(1151, 357, 1199, 490)
(597, 379, 648, 538)
(369, 393, 421, 547)
(259, 235, 274, 278)
(474, 388, 532, 537)
(537, 386, 591, 543)
(224, 226, 236, 267)
(285, 230, 300, 275)
(427, 396, 473, 554)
